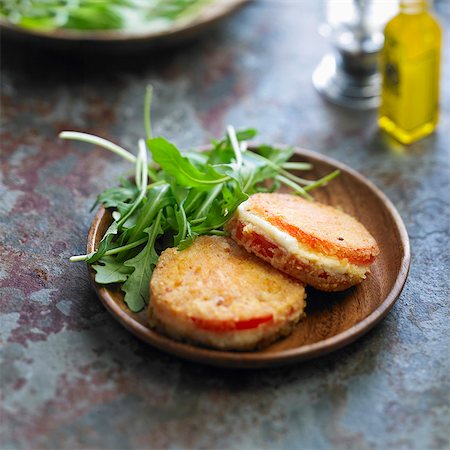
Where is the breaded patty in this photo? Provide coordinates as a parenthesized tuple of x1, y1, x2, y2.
(227, 193, 380, 291)
(149, 236, 306, 351)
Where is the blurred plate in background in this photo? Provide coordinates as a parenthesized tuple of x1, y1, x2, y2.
(0, 0, 249, 51)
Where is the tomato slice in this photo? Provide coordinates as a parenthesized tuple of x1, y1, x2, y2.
(235, 221, 278, 258)
(237, 217, 374, 265)
(248, 232, 278, 258)
(267, 216, 375, 265)
(191, 314, 273, 332)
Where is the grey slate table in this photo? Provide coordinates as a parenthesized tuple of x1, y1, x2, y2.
(1, 2, 449, 449)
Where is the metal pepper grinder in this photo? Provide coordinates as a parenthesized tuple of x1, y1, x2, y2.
(313, 0, 397, 110)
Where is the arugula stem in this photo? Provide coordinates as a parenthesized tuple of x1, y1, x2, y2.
(250, 152, 280, 172)
(195, 183, 222, 219)
(227, 125, 242, 168)
(184, 191, 203, 214)
(279, 168, 314, 186)
(208, 230, 228, 236)
(147, 165, 158, 183)
(70, 253, 94, 262)
(59, 131, 136, 163)
(248, 152, 311, 187)
(304, 170, 340, 192)
(135, 152, 143, 190)
(276, 175, 313, 200)
(69, 237, 148, 262)
(174, 204, 188, 245)
(282, 162, 313, 170)
(243, 170, 255, 192)
(117, 141, 148, 228)
(190, 217, 207, 224)
(192, 213, 233, 233)
(146, 180, 166, 189)
(103, 237, 148, 256)
(182, 171, 230, 185)
(144, 85, 153, 140)
(139, 140, 148, 188)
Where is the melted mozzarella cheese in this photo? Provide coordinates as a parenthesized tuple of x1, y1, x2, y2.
(237, 202, 368, 278)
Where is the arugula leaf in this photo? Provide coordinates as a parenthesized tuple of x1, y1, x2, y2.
(185, 151, 209, 168)
(95, 186, 136, 209)
(221, 183, 248, 216)
(121, 211, 163, 312)
(184, 190, 204, 215)
(86, 222, 118, 263)
(192, 200, 232, 233)
(215, 128, 257, 148)
(173, 204, 189, 246)
(92, 257, 133, 284)
(147, 137, 230, 189)
(234, 128, 257, 142)
(127, 183, 170, 243)
(257, 144, 294, 166)
(91, 178, 138, 211)
(178, 231, 199, 251)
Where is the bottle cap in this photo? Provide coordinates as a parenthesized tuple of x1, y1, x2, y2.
(400, 0, 430, 13)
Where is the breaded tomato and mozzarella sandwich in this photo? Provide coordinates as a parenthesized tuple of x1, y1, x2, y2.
(149, 236, 306, 351)
(227, 193, 379, 292)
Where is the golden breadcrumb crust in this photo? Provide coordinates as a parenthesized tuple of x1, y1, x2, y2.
(244, 193, 379, 264)
(228, 218, 365, 291)
(149, 236, 306, 351)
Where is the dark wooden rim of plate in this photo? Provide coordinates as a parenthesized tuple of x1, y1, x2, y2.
(0, 0, 248, 44)
(86, 147, 410, 369)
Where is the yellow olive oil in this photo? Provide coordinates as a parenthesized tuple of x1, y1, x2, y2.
(379, 0, 441, 144)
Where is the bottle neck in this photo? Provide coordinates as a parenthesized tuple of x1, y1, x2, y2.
(400, 0, 430, 14)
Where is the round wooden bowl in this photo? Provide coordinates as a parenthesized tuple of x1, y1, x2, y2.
(87, 148, 410, 368)
(0, 0, 248, 51)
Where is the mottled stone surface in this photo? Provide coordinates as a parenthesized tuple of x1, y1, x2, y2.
(1, 2, 449, 449)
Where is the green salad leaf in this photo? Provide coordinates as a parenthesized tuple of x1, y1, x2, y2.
(148, 137, 230, 189)
(92, 178, 138, 211)
(92, 256, 133, 284)
(0, 0, 214, 32)
(121, 213, 163, 311)
(63, 87, 340, 312)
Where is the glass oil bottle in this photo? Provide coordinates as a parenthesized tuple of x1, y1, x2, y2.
(378, 0, 441, 144)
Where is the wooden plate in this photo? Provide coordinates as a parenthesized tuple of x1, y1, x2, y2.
(87, 148, 410, 368)
(0, 0, 248, 51)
